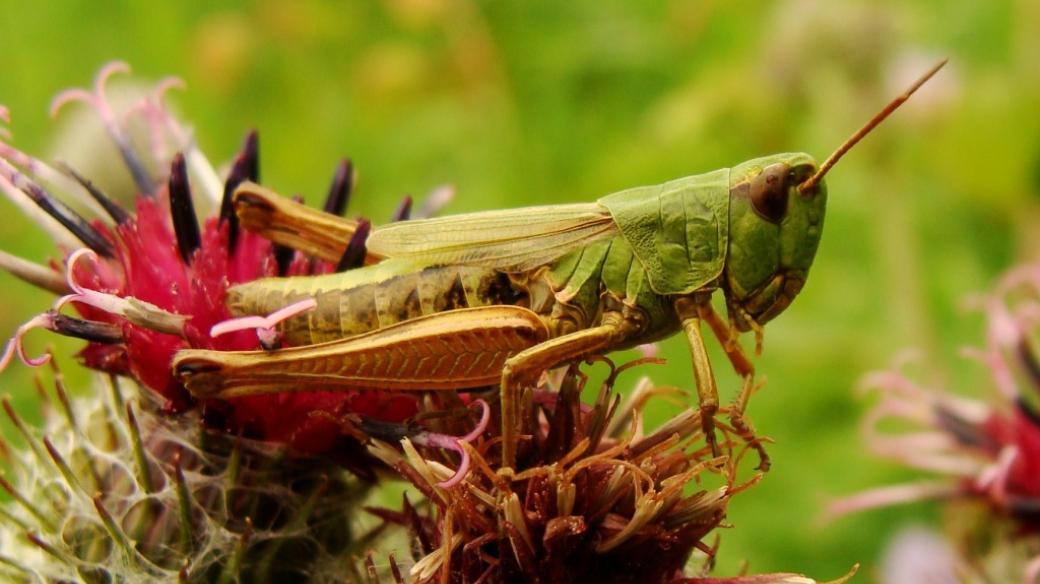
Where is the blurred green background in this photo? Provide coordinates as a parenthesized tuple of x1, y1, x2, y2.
(1, 0, 1038, 580)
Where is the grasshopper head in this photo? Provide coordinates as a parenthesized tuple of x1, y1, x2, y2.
(722, 153, 826, 332)
(716, 60, 945, 333)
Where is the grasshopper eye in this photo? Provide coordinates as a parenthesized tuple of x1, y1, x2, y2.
(749, 164, 790, 224)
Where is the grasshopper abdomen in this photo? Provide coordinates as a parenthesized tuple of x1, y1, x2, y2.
(227, 263, 525, 346)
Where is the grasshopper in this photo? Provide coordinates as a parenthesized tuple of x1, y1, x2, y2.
(174, 61, 945, 470)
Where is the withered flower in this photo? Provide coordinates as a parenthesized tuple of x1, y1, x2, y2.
(363, 364, 854, 584)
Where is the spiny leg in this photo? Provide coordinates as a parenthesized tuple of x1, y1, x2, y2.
(701, 303, 770, 471)
(674, 296, 721, 458)
(499, 318, 625, 470)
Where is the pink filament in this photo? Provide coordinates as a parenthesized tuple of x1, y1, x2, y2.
(414, 399, 490, 488)
(1, 248, 128, 373)
(50, 61, 131, 126)
(209, 298, 318, 339)
(823, 482, 958, 522)
(128, 76, 188, 163)
(54, 249, 126, 315)
(0, 313, 55, 371)
(0, 106, 11, 140)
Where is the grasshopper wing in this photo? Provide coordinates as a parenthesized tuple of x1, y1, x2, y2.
(234, 182, 380, 264)
(366, 203, 617, 271)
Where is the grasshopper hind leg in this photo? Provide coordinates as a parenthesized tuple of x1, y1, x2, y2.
(173, 305, 550, 400)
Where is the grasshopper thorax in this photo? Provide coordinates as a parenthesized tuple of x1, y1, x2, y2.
(722, 153, 826, 332)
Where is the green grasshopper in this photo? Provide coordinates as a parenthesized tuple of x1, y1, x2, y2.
(174, 61, 945, 470)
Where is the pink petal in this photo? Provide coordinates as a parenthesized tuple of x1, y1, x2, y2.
(824, 482, 959, 522)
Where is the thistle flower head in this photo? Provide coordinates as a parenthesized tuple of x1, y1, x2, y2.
(0, 362, 371, 582)
(0, 63, 419, 462)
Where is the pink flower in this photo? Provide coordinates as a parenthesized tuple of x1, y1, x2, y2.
(827, 263, 1040, 581)
(829, 264, 1040, 523)
(0, 62, 419, 465)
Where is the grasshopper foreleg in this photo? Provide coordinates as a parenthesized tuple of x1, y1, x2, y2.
(675, 297, 722, 459)
(701, 304, 770, 471)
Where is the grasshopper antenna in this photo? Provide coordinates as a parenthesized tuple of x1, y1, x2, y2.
(799, 58, 947, 194)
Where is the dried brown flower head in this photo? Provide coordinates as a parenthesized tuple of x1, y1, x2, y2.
(362, 362, 850, 584)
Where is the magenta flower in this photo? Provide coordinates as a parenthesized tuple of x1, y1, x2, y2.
(0, 63, 418, 466)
